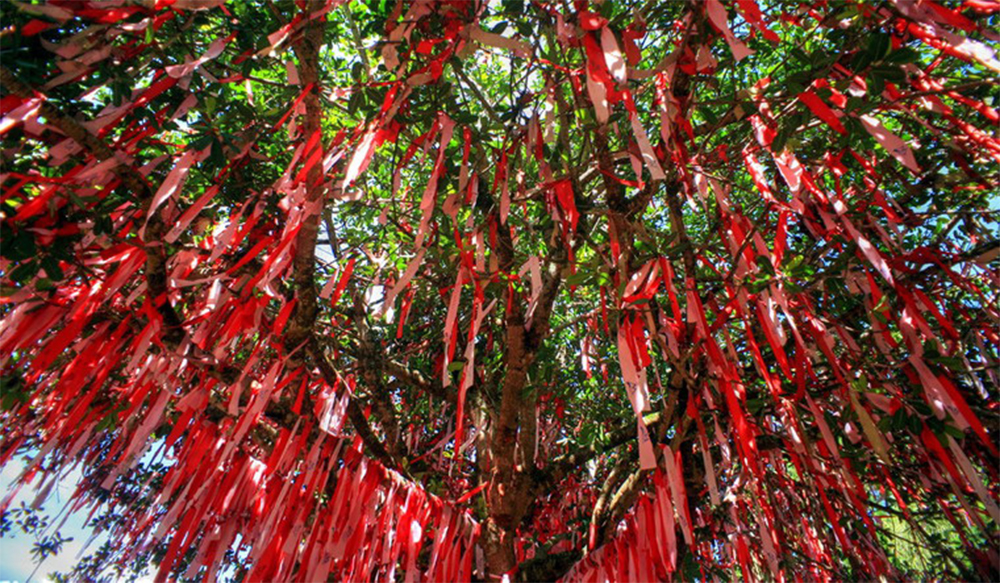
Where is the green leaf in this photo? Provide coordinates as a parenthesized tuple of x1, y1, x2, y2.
(790, 48, 810, 63)
(9, 260, 38, 283)
(884, 47, 920, 64)
(598, 0, 615, 19)
(700, 106, 718, 125)
(40, 257, 64, 281)
(772, 119, 796, 153)
(95, 411, 118, 432)
(784, 280, 805, 294)
(851, 50, 874, 73)
(746, 398, 766, 414)
(784, 254, 804, 274)
(866, 33, 891, 62)
(2, 230, 36, 261)
(755, 256, 775, 276)
(565, 271, 589, 286)
(943, 424, 965, 439)
(748, 276, 772, 294)
(0, 374, 27, 412)
(871, 64, 905, 83)
(786, 70, 814, 94)
(190, 134, 213, 151)
(867, 72, 885, 97)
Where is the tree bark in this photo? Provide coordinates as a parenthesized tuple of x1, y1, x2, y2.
(484, 227, 532, 578)
(285, 0, 325, 358)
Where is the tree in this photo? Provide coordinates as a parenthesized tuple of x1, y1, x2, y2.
(0, 0, 997, 580)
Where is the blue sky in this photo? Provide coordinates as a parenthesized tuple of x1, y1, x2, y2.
(0, 459, 109, 583)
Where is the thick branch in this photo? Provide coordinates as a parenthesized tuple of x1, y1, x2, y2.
(278, 3, 405, 476)
(587, 453, 632, 551)
(384, 359, 457, 404)
(600, 468, 643, 543)
(310, 339, 402, 474)
(0, 65, 184, 344)
(284, 0, 326, 355)
(352, 303, 407, 462)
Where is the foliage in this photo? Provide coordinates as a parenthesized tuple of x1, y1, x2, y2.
(0, 0, 998, 581)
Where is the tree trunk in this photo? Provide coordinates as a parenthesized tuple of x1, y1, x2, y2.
(286, 0, 325, 355)
(484, 518, 518, 579)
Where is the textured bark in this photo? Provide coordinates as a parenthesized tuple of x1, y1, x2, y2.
(485, 252, 532, 577)
(588, 455, 632, 551)
(516, 550, 583, 583)
(355, 315, 407, 463)
(311, 339, 398, 471)
(285, 0, 325, 356)
(484, 216, 568, 578)
(281, 1, 399, 473)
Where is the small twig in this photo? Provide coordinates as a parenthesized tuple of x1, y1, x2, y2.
(453, 61, 503, 126)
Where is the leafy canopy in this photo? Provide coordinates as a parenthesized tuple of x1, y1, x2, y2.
(0, 0, 998, 581)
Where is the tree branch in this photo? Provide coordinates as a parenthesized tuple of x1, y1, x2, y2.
(0, 65, 185, 344)
(545, 412, 663, 485)
(310, 339, 403, 474)
(384, 359, 457, 404)
(284, 0, 326, 357)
